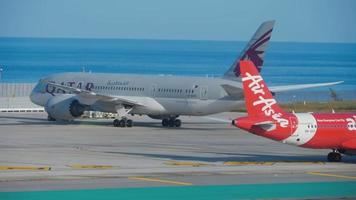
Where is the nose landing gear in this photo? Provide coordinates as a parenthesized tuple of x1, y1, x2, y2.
(47, 115, 56, 121)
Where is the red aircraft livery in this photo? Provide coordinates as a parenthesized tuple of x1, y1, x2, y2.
(232, 60, 356, 162)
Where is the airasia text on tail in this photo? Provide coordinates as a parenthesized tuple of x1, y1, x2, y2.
(241, 69, 288, 127)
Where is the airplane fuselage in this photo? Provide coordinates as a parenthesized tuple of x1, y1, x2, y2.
(236, 113, 356, 155)
(31, 72, 244, 117)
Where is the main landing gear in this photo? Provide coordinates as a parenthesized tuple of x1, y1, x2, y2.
(113, 118, 133, 128)
(113, 106, 133, 128)
(162, 118, 181, 127)
(327, 150, 342, 162)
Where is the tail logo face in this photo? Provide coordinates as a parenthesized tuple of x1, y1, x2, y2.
(234, 28, 273, 77)
(242, 71, 289, 128)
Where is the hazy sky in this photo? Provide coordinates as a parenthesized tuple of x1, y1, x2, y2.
(0, 0, 355, 43)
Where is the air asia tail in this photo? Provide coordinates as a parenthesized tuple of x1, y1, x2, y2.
(232, 60, 356, 162)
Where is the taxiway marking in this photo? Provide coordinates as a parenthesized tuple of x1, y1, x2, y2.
(128, 176, 193, 186)
(69, 165, 113, 169)
(307, 172, 356, 180)
(165, 161, 208, 167)
(224, 161, 274, 166)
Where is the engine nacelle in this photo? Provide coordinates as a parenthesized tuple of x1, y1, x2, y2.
(45, 94, 88, 120)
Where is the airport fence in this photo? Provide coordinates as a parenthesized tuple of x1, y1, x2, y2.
(0, 83, 44, 112)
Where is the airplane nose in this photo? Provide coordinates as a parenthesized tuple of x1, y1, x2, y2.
(29, 91, 37, 104)
(30, 90, 45, 106)
(30, 80, 47, 106)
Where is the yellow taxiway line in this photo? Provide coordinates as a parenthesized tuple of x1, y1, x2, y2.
(307, 172, 356, 180)
(224, 161, 274, 166)
(164, 161, 208, 167)
(128, 176, 193, 186)
(69, 165, 113, 169)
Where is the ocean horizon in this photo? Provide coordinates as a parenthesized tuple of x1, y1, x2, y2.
(0, 37, 355, 102)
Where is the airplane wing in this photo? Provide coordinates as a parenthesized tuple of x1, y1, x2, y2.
(221, 81, 343, 97)
(221, 84, 244, 98)
(44, 81, 143, 106)
(269, 81, 343, 93)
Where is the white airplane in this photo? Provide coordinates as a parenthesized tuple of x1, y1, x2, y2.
(30, 21, 342, 127)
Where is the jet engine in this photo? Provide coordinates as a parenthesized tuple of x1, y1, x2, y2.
(45, 94, 89, 120)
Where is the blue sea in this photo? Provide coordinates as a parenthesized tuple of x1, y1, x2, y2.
(0, 37, 355, 102)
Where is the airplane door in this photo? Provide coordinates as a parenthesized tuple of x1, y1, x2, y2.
(290, 116, 297, 133)
(200, 86, 208, 100)
(150, 84, 157, 97)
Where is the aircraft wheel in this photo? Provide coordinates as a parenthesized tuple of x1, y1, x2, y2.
(174, 119, 181, 127)
(327, 152, 342, 162)
(162, 119, 169, 127)
(168, 119, 175, 127)
(119, 119, 126, 127)
(126, 119, 133, 127)
(113, 119, 120, 127)
(47, 115, 56, 121)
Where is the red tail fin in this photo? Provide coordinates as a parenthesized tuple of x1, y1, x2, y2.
(240, 60, 289, 127)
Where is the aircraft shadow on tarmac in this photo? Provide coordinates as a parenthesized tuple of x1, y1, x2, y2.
(129, 121, 230, 131)
(0, 116, 230, 131)
(104, 151, 356, 163)
(77, 120, 229, 131)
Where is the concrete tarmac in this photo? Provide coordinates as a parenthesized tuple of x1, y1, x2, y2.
(0, 112, 355, 192)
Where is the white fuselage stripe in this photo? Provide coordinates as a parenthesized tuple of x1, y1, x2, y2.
(282, 113, 317, 146)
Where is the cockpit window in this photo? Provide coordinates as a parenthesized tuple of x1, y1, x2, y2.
(32, 79, 46, 93)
